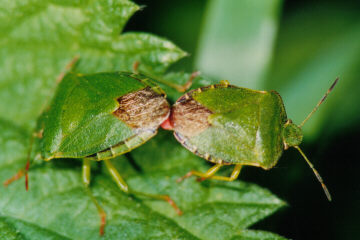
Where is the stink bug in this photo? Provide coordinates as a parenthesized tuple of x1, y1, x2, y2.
(163, 79, 338, 201)
(5, 71, 184, 235)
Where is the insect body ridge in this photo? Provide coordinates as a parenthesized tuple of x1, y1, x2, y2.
(86, 128, 158, 161)
(174, 131, 229, 165)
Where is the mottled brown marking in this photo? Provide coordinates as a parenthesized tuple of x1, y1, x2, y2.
(114, 87, 170, 129)
(171, 97, 212, 138)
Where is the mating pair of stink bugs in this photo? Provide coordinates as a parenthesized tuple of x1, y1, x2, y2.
(5, 70, 337, 235)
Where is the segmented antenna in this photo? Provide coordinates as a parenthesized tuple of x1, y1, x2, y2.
(294, 146, 332, 201)
(299, 78, 339, 128)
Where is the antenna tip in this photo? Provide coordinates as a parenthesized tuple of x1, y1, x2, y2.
(294, 146, 332, 202)
(322, 183, 332, 201)
(329, 77, 339, 92)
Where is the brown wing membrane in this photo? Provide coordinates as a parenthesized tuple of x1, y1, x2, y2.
(114, 87, 170, 129)
(171, 95, 212, 138)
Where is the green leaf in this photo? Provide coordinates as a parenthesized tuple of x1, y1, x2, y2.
(0, 1, 288, 239)
(0, 217, 24, 240)
(1, 122, 286, 239)
(0, 120, 196, 239)
(230, 229, 287, 240)
(0, 216, 68, 240)
(195, 0, 283, 88)
(0, 0, 187, 129)
(127, 131, 287, 240)
(266, 6, 360, 138)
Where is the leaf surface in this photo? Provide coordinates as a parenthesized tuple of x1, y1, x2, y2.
(230, 230, 287, 240)
(0, 121, 286, 239)
(0, 0, 186, 129)
(0, 1, 288, 239)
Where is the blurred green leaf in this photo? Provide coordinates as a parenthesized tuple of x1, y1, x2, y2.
(195, 0, 282, 88)
(266, 6, 360, 138)
(0, 0, 186, 129)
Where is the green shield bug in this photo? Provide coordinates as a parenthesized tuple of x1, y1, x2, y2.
(162, 78, 338, 201)
(5, 71, 183, 235)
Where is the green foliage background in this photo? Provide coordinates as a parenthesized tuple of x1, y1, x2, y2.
(1, 0, 359, 239)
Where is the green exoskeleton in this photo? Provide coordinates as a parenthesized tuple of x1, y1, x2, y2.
(4, 71, 189, 235)
(162, 79, 338, 202)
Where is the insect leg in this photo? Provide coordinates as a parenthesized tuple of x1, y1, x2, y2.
(176, 164, 223, 182)
(82, 159, 92, 186)
(157, 71, 199, 92)
(3, 130, 40, 190)
(104, 159, 182, 215)
(82, 159, 107, 236)
(204, 164, 242, 182)
(132, 61, 199, 92)
(3, 169, 25, 187)
(103, 159, 129, 192)
(56, 56, 79, 83)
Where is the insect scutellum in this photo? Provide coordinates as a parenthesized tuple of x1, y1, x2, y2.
(282, 77, 339, 201)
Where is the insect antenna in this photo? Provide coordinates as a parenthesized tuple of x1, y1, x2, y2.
(299, 77, 339, 128)
(294, 146, 332, 201)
